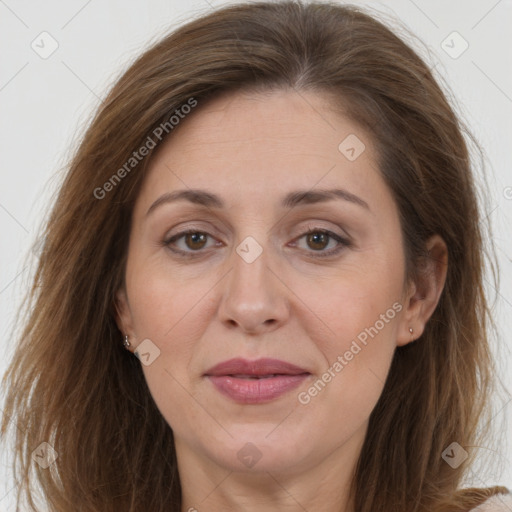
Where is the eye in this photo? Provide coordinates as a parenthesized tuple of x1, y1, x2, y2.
(163, 230, 220, 256)
(292, 228, 351, 258)
(163, 227, 351, 259)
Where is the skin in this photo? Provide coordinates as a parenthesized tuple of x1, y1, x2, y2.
(115, 88, 448, 512)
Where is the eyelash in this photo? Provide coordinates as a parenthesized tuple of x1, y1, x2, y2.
(162, 227, 351, 259)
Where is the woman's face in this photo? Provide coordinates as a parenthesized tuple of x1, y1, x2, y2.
(116, 88, 418, 477)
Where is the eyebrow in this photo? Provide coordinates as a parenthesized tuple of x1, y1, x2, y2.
(145, 188, 370, 217)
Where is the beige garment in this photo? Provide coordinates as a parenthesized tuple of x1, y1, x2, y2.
(469, 493, 512, 511)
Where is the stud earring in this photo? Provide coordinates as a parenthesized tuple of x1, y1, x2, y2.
(123, 335, 131, 348)
(409, 327, 414, 341)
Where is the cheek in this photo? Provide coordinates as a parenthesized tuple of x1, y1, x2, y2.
(294, 261, 403, 348)
(296, 288, 399, 441)
(126, 257, 216, 342)
(313, 286, 399, 390)
(125, 259, 221, 418)
(292, 263, 402, 413)
(125, 266, 215, 431)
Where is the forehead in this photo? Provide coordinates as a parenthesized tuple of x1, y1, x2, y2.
(134, 88, 387, 215)
(159, 88, 366, 157)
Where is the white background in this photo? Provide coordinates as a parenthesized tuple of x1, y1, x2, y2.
(1, 0, 511, 509)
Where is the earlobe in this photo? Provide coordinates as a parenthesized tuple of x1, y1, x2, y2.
(397, 234, 448, 347)
(114, 287, 134, 339)
(396, 279, 421, 346)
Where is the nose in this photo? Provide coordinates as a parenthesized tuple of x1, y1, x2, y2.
(217, 240, 290, 335)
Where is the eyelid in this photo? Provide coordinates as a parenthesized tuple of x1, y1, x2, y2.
(163, 221, 223, 242)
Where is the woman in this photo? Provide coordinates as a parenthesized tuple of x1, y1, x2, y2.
(1, 1, 509, 511)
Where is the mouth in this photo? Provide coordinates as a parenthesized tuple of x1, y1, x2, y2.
(204, 358, 311, 404)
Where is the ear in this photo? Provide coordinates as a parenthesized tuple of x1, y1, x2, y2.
(396, 234, 448, 347)
(114, 287, 136, 349)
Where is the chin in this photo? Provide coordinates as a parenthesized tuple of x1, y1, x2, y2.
(203, 426, 319, 474)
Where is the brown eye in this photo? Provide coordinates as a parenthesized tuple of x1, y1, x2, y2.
(164, 230, 216, 255)
(183, 232, 208, 250)
(164, 227, 350, 260)
(294, 228, 351, 258)
(306, 232, 330, 251)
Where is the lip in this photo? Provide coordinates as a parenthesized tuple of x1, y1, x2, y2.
(204, 357, 309, 377)
(204, 358, 311, 404)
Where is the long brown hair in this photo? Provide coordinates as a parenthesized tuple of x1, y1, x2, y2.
(1, 2, 506, 510)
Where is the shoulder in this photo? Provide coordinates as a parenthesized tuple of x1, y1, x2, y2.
(469, 492, 512, 511)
